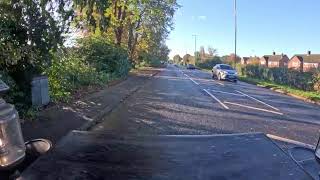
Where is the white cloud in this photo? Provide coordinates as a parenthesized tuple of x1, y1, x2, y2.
(197, 15, 207, 21)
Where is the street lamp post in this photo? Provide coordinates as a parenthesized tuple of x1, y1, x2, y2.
(192, 34, 197, 62)
(234, 0, 237, 66)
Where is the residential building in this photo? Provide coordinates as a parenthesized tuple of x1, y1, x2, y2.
(288, 51, 320, 72)
(260, 55, 270, 66)
(260, 52, 289, 68)
(241, 57, 249, 65)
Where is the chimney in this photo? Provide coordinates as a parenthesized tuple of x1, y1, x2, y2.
(273, 51, 276, 55)
(308, 51, 311, 55)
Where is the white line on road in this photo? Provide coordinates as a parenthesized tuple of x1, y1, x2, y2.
(203, 89, 229, 109)
(267, 134, 315, 149)
(184, 74, 190, 78)
(212, 80, 224, 86)
(224, 101, 284, 115)
(236, 90, 279, 111)
(189, 78, 199, 85)
(209, 89, 245, 97)
(183, 73, 199, 85)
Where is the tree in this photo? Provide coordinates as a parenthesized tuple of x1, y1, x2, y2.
(199, 46, 205, 61)
(104, 0, 179, 61)
(222, 53, 241, 65)
(73, 0, 110, 33)
(0, 0, 73, 79)
(182, 54, 195, 65)
(0, 0, 73, 106)
(208, 46, 217, 57)
(173, 54, 182, 64)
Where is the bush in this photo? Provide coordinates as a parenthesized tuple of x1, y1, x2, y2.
(137, 52, 163, 67)
(0, 71, 28, 117)
(313, 71, 320, 91)
(46, 35, 132, 102)
(78, 36, 131, 77)
(1, 35, 132, 118)
(240, 65, 318, 91)
(196, 57, 222, 70)
(45, 51, 105, 102)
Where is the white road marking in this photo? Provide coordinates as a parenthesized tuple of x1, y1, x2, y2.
(182, 73, 200, 85)
(203, 89, 229, 109)
(267, 134, 315, 149)
(209, 89, 245, 97)
(236, 90, 279, 111)
(189, 78, 199, 85)
(212, 80, 224, 86)
(224, 101, 284, 115)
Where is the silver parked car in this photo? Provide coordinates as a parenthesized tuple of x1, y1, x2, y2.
(212, 64, 238, 82)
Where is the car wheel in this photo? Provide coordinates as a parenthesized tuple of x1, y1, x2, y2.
(212, 74, 215, 79)
(233, 79, 238, 83)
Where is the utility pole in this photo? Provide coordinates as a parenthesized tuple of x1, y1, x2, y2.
(234, 0, 237, 66)
(192, 34, 197, 62)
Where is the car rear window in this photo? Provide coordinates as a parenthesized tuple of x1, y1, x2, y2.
(220, 65, 233, 70)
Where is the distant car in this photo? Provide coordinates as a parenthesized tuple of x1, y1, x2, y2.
(187, 64, 196, 69)
(212, 64, 238, 82)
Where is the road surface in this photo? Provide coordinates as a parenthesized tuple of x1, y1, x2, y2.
(92, 65, 320, 147)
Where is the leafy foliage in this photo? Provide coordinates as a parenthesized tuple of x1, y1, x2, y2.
(46, 36, 131, 102)
(78, 35, 131, 76)
(196, 57, 222, 70)
(239, 65, 320, 91)
(0, 0, 73, 72)
(45, 50, 103, 101)
(0, 0, 73, 115)
(173, 54, 182, 64)
(239, 76, 320, 102)
(73, 0, 110, 32)
(0, 0, 179, 119)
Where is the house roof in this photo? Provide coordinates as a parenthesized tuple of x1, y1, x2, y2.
(294, 54, 320, 63)
(262, 55, 288, 62)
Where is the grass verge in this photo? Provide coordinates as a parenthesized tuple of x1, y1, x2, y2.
(239, 76, 320, 102)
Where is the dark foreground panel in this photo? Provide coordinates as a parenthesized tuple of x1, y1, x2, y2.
(20, 131, 312, 180)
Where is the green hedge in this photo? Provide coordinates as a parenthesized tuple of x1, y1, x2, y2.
(196, 57, 222, 70)
(239, 65, 320, 91)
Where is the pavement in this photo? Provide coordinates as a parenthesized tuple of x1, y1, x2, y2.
(92, 64, 320, 147)
(21, 68, 160, 144)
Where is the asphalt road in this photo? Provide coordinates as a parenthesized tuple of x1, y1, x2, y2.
(92, 65, 320, 147)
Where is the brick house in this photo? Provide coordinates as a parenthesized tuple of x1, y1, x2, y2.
(288, 51, 320, 72)
(260, 55, 269, 66)
(260, 52, 289, 68)
(241, 57, 249, 65)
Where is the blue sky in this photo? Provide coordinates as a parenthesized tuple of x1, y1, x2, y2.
(166, 0, 320, 58)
